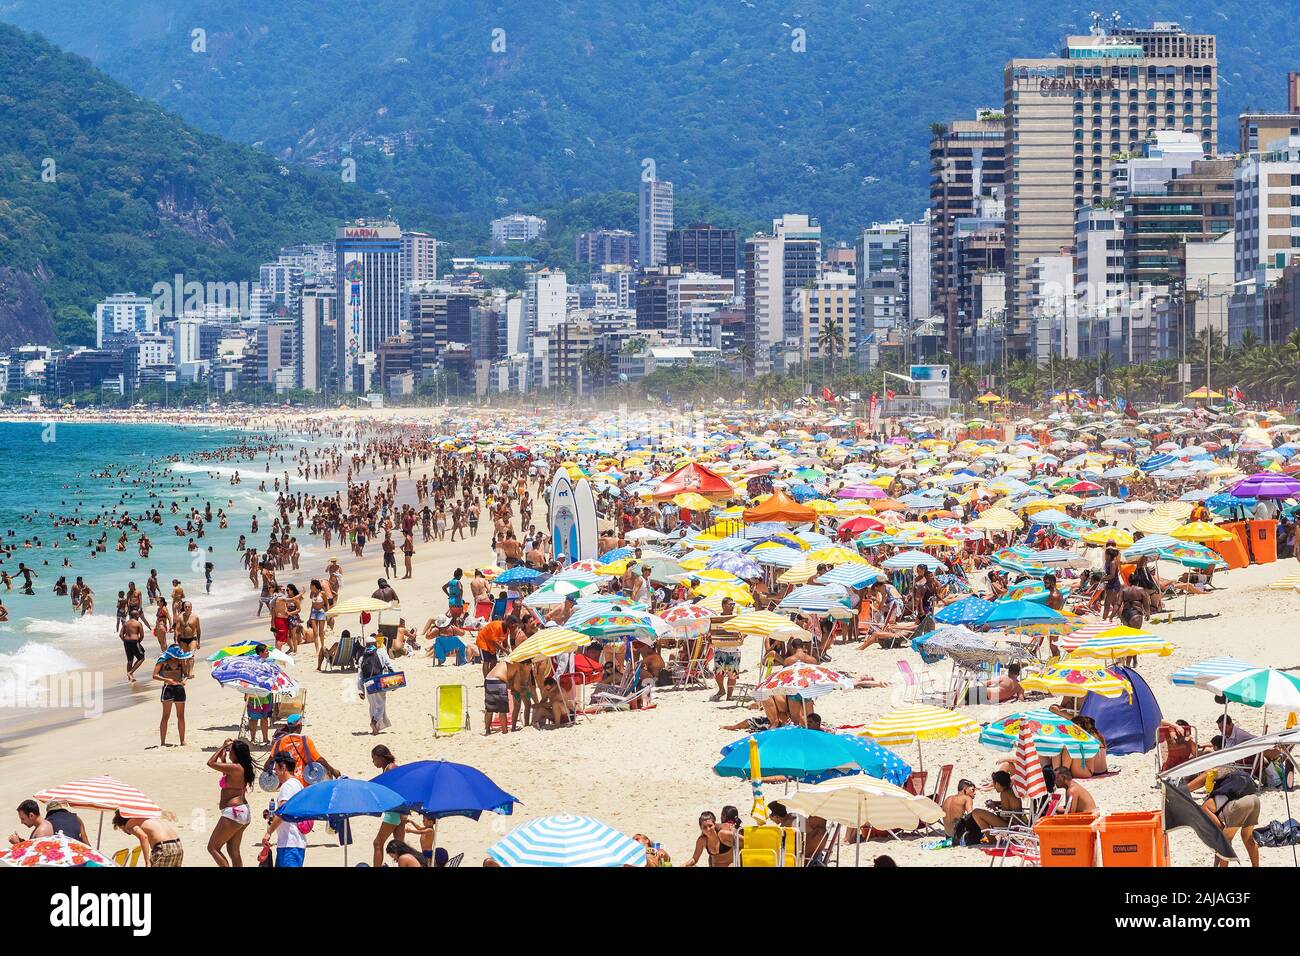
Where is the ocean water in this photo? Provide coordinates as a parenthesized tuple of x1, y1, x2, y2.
(0, 421, 321, 697)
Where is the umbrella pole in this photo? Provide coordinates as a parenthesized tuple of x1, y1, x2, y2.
(96, 810, 104, 851)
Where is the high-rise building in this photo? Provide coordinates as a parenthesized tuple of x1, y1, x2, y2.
(300, 283, 335, 393)
(575, 229, 636, 267)
(1123, 156, 1234, 289)
(1003, 21, 1217, 354)
(666, 224, 738, 279)
(1234, 135, 1300, 284)
(743, 214, 821, 373)
(335, 221, 403, 393)
(638, 177, 674, 267)
(929, 113, 1006, 355)
(400, 231, 438, 330)
(95, 293, 157, 348)
(1073, 206, 1126, 359)
(799, 273, 858, 364)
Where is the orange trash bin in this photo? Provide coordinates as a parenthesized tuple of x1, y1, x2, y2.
(1095, 811, 1166, 867)
(1210, 534, 1249, 570)
(1246, 520, 1277, 564)
(1034, 813, 1098, 867)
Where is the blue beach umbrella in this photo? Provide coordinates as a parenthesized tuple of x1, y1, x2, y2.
(934, 596, 995, 626)
(713, 726, 911, 785)
(979, 600, 1066, 628)
(277, 777, 407, 866)
(495, 566, 543, 585)
(371, 759, 519, 820)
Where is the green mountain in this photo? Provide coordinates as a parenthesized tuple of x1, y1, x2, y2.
(0, 22, 383, 346)
(4, 0, 1298, 248)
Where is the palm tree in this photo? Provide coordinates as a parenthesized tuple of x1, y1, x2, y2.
(581, 349, 611, 399)
(736, 344, 755, 379)
(818, 315, 845, 380)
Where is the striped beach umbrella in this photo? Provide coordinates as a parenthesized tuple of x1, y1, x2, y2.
(1011, 723, 1049, 801)
(1021, 663, 1131, 699)
(488, 814, 646, 867)
(819, 563, 883, 589)
(719, 610, 796, 636)
(34, 774, 162, 850)
(1208, 668, 1300, 710)
(1171, 656, 1258, 689)
(777, 584, 851, 615)
(1056, 620, 1124, 653)
(35, 775, 161, 819)
(979, 708, 1101, 759)
(881, 550, 946, 571)
(1067, 626, 1176, 661)
(777, 561, 824, 585)
(860, 705, 980, 770)
(505, 627, 590, 663)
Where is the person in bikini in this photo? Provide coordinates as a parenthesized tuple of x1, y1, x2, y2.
(207, 738, 255, 866)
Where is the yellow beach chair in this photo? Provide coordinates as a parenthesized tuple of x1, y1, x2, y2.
(112, 846, 142, 867)
(431, 684, 470, 737)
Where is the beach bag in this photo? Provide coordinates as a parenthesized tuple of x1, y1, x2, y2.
(360, 648, 385, 681)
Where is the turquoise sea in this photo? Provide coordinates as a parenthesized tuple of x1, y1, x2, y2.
(0, 420, 332, 698)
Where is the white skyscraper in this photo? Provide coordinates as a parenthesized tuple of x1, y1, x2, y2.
(639, 177, 674, 267)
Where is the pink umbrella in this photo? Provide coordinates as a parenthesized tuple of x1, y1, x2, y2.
(660, 602, 714, 637)
(835, 484, 886, 500)
(35, 774, 162, 849)
(755, 663, 855, 700)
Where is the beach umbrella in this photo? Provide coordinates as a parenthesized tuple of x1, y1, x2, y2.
(1208, 668, 1300, 711)
(777, 584, 851, 614)
(1010, 724, 1050, 801)
(1170, 521, 1235, 543)
(276, 777, 407, 866)
(979, 708, 1101, 759)
(819, 563, 883, 589)
(1230, 473, 1300, 499)
(784, 779, 942, 862)
(659, 603, 714, 638)
(914, 625, 1011, 666)
(1066, 626, 1176, 661)
(979, 600, 1065, 628)
(34, 774, 162, 850)
(934, 596, 994, 626)
(754, 663, 855, 700)
(206, 642, 294, 666)
(881, 550, 945, 571)
(0, 834, 116, 868)
(1080, 527, 1134, 548)
(1170, 656, 1258, 689)
(691, 581, 755, 605)
(372, 760, 519, 822)
(719, 610, 796, 636)
(859, 705, 980, 770)
(706, 552, 764, 580)
(714, 726, 911, 785)
(211, 656, 298, 697)
(1021, 663, 1132, 699)
(495, 566, 543, 585)
(488, 814, 645, 867)
(505, 627, 590, 662)
(567, 610, 661, 642)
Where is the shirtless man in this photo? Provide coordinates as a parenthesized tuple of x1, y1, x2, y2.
(941, 779, 978, 838)
(174, 601, 202, 676)
(120, 608, 148, 682)
(268, 587, 291, 651)
(983, 662, 1024, 703)
(1054, 767, 1097, 814)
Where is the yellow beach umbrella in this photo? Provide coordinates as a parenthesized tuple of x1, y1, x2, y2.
(1065, 625, 1176, 661)
(1021, 663, 1132, 698)
(719, 610, 795, 635)
(1132, 512, 1182, 535)
(976, 392, 1004, 404)
(805, 546, 867, 566)
(777, 562, 823, 585)
(1171, 521, 1235, 543)
(693, 569, 744, 584)
(860, 705, 980, 748)
(1081, 527, 1133, 548)
(692, 581, 754, 606)
(673, 492, 716, 511)
(505, 627, 589, 663)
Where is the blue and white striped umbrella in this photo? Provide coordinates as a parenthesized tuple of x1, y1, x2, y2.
(778, 584, 851, 614)
(488, 814, 646, 867)
(751, 546, 805, 568)
(1170, 656, 1258, 689)
(882, 550, 945, 571)
(1122, 534, 1179, 559)
(819, 564, 883, 589)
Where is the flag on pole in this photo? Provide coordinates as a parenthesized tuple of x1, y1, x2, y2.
(1011, 724, 1048, 800)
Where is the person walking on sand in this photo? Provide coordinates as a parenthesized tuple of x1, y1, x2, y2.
(119, 607, 147, 683)
(358, 633, 394, 735)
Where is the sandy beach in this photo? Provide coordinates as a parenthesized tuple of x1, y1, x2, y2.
(3, 444, 1299, 866)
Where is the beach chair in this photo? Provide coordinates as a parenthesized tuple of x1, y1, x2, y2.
(731, 656, 774, 705)
(431, 684, 470, 737)
(981, 828, 1040, 867)
(323, 632, 358, 672)
(590, 665, 652, 711)
(445, 852, 463, 868)
(111, 846, 142, 867)
(668, 637, 711, 690)
(275, 689, 307, 726)
(928, 764, 954, 806)
(902, 770, 929, 797)
(896, 660, 942, 705)
(739, 825, 798, 867)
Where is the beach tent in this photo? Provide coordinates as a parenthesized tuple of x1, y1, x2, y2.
(742, 489, 816, 524)
(651, 461, 733, 500)
(1079, 664, 1161, 756)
